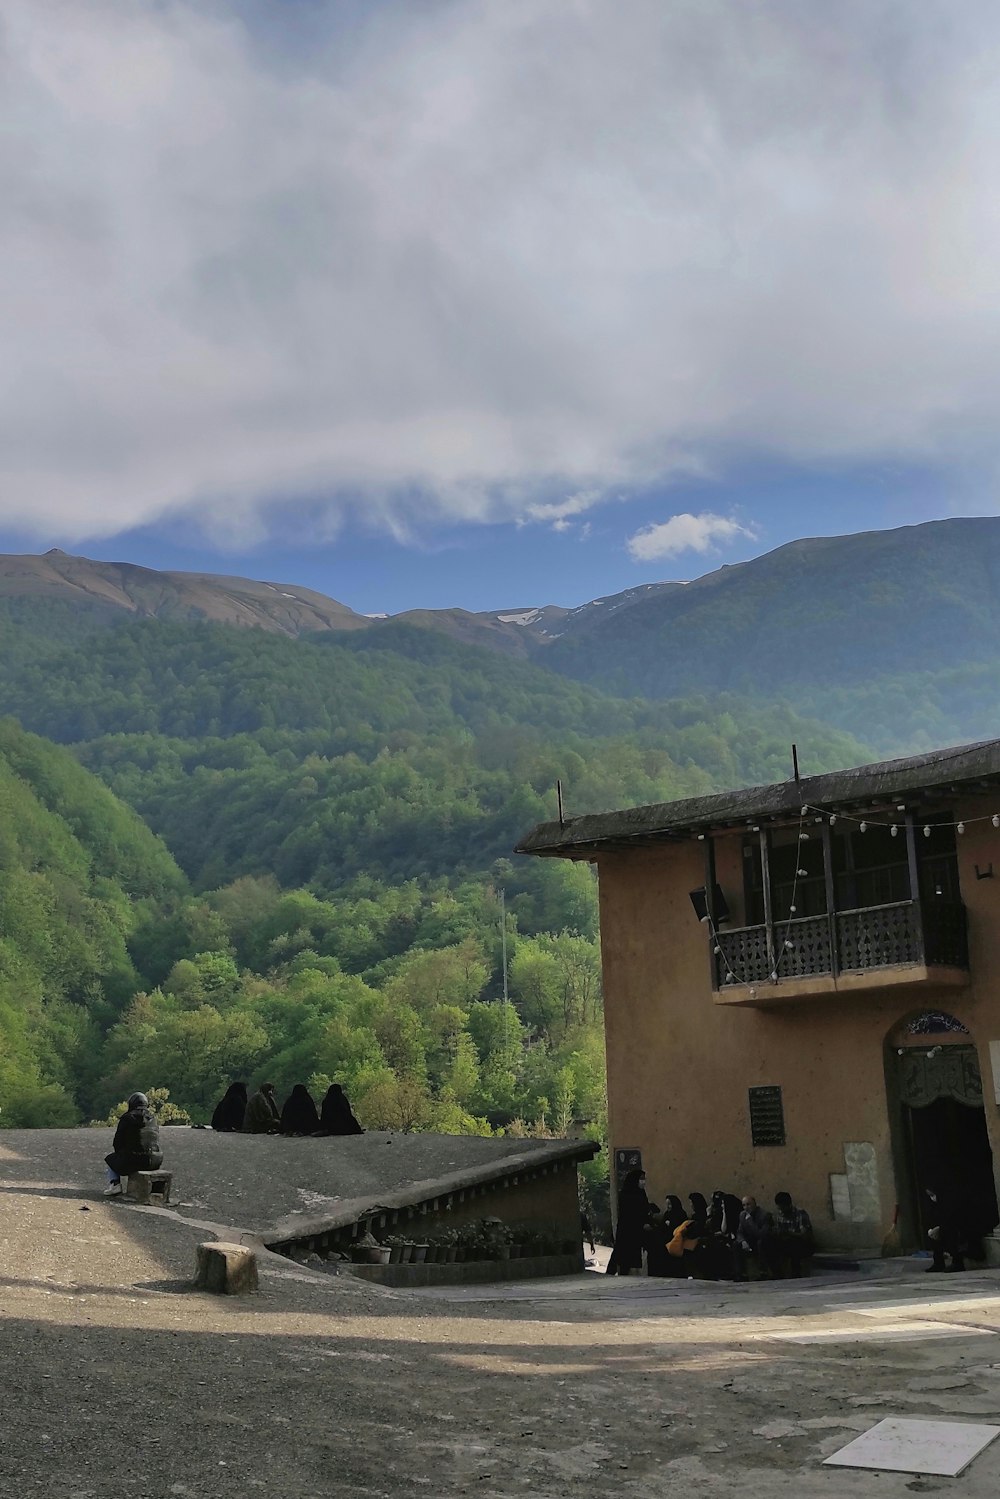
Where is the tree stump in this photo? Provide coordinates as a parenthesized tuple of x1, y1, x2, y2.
(195, 1241, 258, 1295)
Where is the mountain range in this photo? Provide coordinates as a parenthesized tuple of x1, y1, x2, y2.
(5, 517, 1000, 751)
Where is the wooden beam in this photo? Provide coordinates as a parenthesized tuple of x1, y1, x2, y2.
(904, 812, 926, 965)
(759, 827, 776, 977)
(821, 817, 839, 978)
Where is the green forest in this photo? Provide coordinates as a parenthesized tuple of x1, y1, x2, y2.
(0, 604, 868, 1208)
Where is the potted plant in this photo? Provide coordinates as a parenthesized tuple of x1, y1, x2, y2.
(456, 1221, 483, 1261)
(438, 1227, 459, 1263)
(410, 1242, 429, 1264)
(351, 1232, 391, 1265)
(480, 1217, 514, 1261)
(383, 1234, 405, 1265)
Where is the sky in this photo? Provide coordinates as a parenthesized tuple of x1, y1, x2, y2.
(3, 1, 1000, 614)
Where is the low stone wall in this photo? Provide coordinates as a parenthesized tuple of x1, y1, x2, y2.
(346, 1251, 583, 1288)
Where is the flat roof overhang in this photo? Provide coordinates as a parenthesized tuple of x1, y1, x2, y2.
(515, 738, 1000, 860)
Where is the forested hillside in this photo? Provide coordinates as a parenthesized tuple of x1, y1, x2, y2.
(0, 720, 182, 1124)
(0, 715, 608, 1143)
(0, 601, 864, 1167)
(536, 518, 1000, 750)
(0, 615, 863, 890)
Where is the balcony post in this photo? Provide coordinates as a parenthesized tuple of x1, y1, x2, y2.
(704, 835, 719, 990)
(759, 827, 776, 978)
(904, 812, 926, 963)
(821, 816, 839, 977)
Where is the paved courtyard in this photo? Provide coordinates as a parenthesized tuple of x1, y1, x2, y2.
(2, 1130, 1000, 1497)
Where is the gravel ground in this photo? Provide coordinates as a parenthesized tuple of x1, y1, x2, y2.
(4, 1132, 1000, 1498)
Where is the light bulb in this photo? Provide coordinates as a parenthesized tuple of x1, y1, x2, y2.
(924, 826, 932, 838)
(785, 940, 795, 950)
(958, 822, 965, 835)
(890, 825, 899, 838)
(797, 869, 808, 877)
(994, 815, 1000, 830)
(859, 822, 867, 833)
(789, 904, 797, 914)
(829, 815, 838, 826)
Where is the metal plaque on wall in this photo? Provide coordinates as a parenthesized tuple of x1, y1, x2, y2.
(749, 1085, 786, 1147)
(614, 1148, 643, 1178)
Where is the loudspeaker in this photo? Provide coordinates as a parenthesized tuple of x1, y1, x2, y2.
(689, 884, 730, 924)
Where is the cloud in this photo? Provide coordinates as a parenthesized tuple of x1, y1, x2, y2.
(521, 489, 607, 532)
(4, 2, 1000, 545)
(626, 512, 756, 563)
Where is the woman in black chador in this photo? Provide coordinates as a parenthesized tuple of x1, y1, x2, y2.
(211, 1082, 248, 1133)
(606, 1168, 652, 1276)
(279, 1083, 321, 1136)
(647, 1194, 687, 1278)
(318, 1083, 364, 1136)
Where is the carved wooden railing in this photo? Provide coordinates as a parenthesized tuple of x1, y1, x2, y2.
(836, 901, 921, 971)
(713, 899, 968, 990)
(715, 923, 772, 987)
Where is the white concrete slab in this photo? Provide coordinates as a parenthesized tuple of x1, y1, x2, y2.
(854, 1296, 1000, 1317)
(767, 1321, 995, 1344)
(824, 1418, 1000, 1476)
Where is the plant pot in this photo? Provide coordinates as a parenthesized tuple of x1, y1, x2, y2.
(411, 1244, 429, 1264)
(388, 1245, 402, 1265)
(399, 1243, 413, 1264)
(353, 1245, 391, 1265)
(497, 1246, 511, 1261)
(446, 1246, 458, 1263)
(454, 1248, 466, 1263)
(509, 1244, 522, 1260)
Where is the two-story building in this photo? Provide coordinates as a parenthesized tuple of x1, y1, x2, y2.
(517, 739, 1000, 1257)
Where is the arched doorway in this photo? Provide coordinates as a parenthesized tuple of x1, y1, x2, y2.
(887, 1012, 999, 1248)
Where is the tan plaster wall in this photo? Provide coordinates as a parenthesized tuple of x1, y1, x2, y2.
(596, 803, 1000, 1254)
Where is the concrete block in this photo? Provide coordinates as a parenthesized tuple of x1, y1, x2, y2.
(127, 1170, 173, 1205)
(195, 1241, 259, 1295)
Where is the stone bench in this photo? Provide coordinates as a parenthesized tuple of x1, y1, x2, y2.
(126, 1170, 173, 1206)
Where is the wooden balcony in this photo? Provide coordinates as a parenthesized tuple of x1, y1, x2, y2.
(712, 899, 969, 1007)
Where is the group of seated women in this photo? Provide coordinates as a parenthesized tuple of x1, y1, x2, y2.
(609, 1170, 814, 1281)
(210, 1080, 364, 1137)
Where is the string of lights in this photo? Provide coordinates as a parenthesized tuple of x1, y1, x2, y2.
(706, 794, 999, 989)
(708, 812, 812, 989)
(800, 804, 1000, 838)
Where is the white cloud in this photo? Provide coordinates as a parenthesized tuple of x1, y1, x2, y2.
(4, 2, 1000, 544)
(521, 489, 607, 532)
(626, 512, 756, 563)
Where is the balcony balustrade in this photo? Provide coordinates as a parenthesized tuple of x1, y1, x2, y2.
(713, 898, 968, 993)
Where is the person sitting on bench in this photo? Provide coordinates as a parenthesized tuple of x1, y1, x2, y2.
(104, 1092, 163, 1197)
